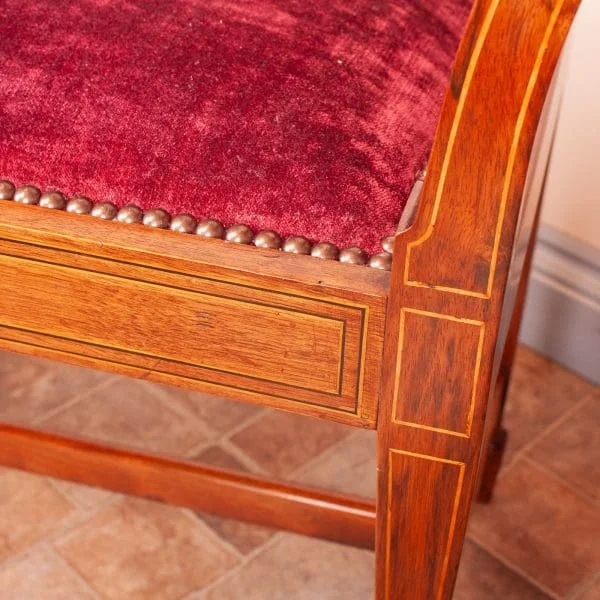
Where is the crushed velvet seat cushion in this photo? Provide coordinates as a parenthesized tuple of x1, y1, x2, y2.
(0, 0, 470, 258)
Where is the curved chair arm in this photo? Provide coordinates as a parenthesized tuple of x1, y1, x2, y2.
(397, 0, 578, 299)
(378, 1, 581, 598)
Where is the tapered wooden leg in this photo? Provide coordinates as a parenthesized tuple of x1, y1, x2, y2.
(371, 0, 577, 592)
(374, 305, 494, 600)
(374, 215, 543, 596)
(375, 438, 471, 599)
(477, 201, 542, 503)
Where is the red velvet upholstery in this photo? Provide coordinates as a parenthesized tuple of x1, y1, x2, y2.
(0, 0, 470, 254)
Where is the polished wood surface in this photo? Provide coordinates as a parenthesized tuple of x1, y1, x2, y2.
(0, 424, 376, 549)
(0, 0, 581, 598)
(0, 203, 386, 428)
(376, 0, 580, 598)
(477, 74, 559, 502)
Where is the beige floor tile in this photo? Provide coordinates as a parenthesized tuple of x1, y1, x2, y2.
(54, 496, 238, 600)
(194, 533, 374, 600)
(0, 351, 109, 424)
(50, 478, 118, 511)
(164, 386, 263, 435)
(0, 468, 77, 562)
(2, 345, 597, 599)
(38, 378, 210, 455)
(468, 460, 600, 597)
(191, 445, 276, 555)
(574, 575, 600, 600)
(294, 429, 376, 498)
(454, 539, 551, 599)
(528, 394, 600, 502)
(230, 410, 353, 478)
(0, 545, 97, 599)
(502, 347, 596, 464)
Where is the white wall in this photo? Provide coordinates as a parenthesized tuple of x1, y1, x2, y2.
(519, 0, 600, 384)
(541, 0, 600, 249)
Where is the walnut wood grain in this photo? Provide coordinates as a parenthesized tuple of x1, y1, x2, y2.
(376, 1, 580, 598)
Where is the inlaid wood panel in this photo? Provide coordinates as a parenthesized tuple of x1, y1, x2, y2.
(392, 309, 484, 438)
(384, 451, 465, 600)
(0, 253, 350, 395)
(0, 205, 387, 427)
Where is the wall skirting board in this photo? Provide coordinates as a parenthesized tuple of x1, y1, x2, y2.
(519, 224, 600, 384)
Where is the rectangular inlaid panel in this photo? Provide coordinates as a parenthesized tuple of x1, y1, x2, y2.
(0, 246, 369, 419)
(385, 450, 465, 600)
(392, 309, 484, 437)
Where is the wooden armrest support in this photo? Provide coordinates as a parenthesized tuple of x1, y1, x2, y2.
(378, 1, 580, 598)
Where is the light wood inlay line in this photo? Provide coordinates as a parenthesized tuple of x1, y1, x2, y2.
(355, 305, 370, 417)
(0, 335, 363, 417)
(391, 308, 485, 437)
(404, 0, 566, 299)
(384, 450, 466, 600)
(0, 251, 350, 396)
(403, 0, 502, 297)
(485, 0, 565, 297)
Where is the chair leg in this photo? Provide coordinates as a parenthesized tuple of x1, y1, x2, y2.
(476, 358, 512, 504)
(375, 433, 473, 599)
(477, 403, 509, 503)
(476, 205, 541, 503)
(374, 311, 494, 599)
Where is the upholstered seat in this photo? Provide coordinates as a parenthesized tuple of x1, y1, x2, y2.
(0, 0, 469, 263)
(0, 1, 582, 597)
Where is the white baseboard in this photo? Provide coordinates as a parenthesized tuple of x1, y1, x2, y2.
(519, 225, 600, 384)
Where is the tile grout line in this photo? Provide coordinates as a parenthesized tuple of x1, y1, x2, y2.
(565, 569, 600, 600)
(182, 404, 271, 466)
(46, 476, 123, 513)
(0, 540, 105, 599)
(47, 543, 105, 600)
(157, 388, 270, 448)
(52, 543, 110, 600)
(30, 375, 119, 427)
(177, 506, 246, 562)
(45, 476, 116, 513)
(180, 509, 246, 562)
(183, 438, 215, 459)
(221, 406, 269, 441)
(183, 535, 287, 600)
(48, 498, 226, 596)
(47, 493, 124, 548)
(179, 532, 287, 600)
(500, 394, 592, 474)
(219, 438, 272, 477)
(0, 539, 50, 575)
(465, 533, 561, 600)
(151, 386, 224, 442)
(287, 427, 372, 482)
(522, 454, 599, 507)
(0, 491, 121, 577)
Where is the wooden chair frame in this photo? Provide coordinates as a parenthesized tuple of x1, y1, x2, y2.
(0, 0, 580, 597)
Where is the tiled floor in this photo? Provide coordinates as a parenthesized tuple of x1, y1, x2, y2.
(0, 346, 597, 599)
